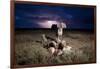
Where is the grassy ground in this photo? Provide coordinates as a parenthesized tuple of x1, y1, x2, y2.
(15, 29, 96, 65)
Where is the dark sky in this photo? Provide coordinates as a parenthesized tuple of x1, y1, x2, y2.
(15, 3, 95, 30)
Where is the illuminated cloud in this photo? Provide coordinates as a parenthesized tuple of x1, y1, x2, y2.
(37, 20, 59, 28)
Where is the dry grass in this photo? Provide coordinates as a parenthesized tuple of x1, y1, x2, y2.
(15, 30, 95, 65)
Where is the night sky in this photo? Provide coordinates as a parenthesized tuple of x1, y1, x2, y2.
(15, 3, 95, 30)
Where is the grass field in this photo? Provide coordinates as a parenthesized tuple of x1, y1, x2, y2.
(15, 29, 96, 65)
